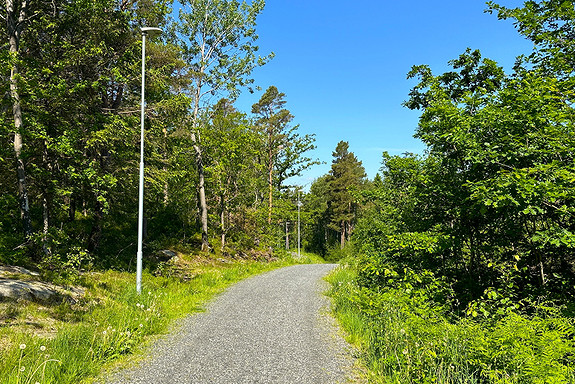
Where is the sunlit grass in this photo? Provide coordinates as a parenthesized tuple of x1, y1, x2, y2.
(0, 252, 321, 384)
(326, 265, 575, 383)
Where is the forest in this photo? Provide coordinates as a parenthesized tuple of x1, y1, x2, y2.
(324, 1, 575, 382)
(2, 0, 575, 382)
(0, 0, 322, 274)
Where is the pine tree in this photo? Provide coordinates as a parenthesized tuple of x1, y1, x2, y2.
(327, 141, 366, 248)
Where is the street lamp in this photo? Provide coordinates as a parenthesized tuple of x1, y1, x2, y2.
(297, 192, 302, 259)
(137, 26, 162, 294)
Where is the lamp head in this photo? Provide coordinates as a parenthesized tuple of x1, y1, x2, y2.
(141, 27, 162, 35)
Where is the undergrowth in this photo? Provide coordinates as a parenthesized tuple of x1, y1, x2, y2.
(0, 252, 323, 384)
(326, 265, 575, 383)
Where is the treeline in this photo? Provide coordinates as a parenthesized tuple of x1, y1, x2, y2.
(320, 1, 575, 382)
(0, 0, 316, 273)
(352, 0, 575, 311)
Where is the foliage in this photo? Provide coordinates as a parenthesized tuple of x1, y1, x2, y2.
(327, 266, 575, 384)
(318, 1, 575, 382)
(0, 0, 318, 270)
(305, 142, 366, 254)
(251, 85, 317, 225)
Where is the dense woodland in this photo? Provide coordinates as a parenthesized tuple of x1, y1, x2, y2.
(0, 0, 325, 274)
(3, 0, 575, 381)
(324, 1, 575, 382)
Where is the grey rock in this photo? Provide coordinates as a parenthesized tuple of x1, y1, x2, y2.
(0, 278, 58, 301)
(0, 265, 40, 277)
(159, 250, 177, 258)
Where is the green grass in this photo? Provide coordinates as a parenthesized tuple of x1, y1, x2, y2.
(326, 265, 575, 384)
(0, 252, 324, 384)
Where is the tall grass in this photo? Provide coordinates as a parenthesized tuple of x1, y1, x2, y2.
(326, 266, 575, 383)
(0, 253, 323, 384)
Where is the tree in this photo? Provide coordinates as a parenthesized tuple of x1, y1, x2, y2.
(488, 0, 575, 78)
(305, 175, 333, 255)
(3, 0, 33, 236)
(174, 0, 272, 251)
(326, 141, 366, 249)
(203, 99, 262, 250)
(400, 40, 575, 300)
(251, 85, 317, 224)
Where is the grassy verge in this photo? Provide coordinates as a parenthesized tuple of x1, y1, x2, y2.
(0, 251, 324, 384)
(326, 265, 575, 383)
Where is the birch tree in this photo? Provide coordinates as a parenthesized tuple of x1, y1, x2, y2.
(175, 0, 272, 251)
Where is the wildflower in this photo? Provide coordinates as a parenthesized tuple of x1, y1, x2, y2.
(139, 324, 143, 328)
(148, 291, 152, 295)
(40, 345, 46, 352)
(19, 344, 26, 350)
(402, 348, 408, 355)
(20, 366, 25, 372)
(102, 330, 107, 335)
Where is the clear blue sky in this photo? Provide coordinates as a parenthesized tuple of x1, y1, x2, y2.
(235, 0, 534, 187)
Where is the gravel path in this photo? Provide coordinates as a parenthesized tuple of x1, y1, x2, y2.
(103, 264, 356, 384)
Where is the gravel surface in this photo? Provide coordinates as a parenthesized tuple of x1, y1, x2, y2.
(103, 264, 356, 384)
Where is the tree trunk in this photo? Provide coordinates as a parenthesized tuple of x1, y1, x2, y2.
(162, 127, 169, 205)
(220, 193, 226, 251)
(340, 221, 345, 249)
(42, 193, 51, 257)
(268, 144, 273, 225)
(41, 140, 52, 257)
(7, 0, 32, 237)
(88, 198, 103, 253)
(188, 70, 210, 251)
(285, 221, 289, 250)
(191, 132, 209, 251)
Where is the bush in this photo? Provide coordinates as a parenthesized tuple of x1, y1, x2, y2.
(327, 265, 575, 383)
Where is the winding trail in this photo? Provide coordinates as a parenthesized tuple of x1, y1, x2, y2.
(104, 264, 356, 384)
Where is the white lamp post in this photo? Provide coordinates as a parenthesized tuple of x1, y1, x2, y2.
(297, 191, 301, 259)
(137, 26, 162, 294)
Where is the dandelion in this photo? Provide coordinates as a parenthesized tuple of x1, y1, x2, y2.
(40, 345, 46, 352)
(19, 344, 26, 350)
(139, 324, 143, 328)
